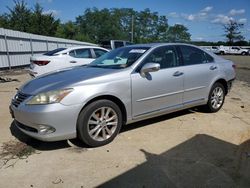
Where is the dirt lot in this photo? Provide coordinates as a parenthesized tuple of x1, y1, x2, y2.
(0, 56, 250, 188)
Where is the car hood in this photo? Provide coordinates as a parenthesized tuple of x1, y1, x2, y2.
(20, 66, 121, 95)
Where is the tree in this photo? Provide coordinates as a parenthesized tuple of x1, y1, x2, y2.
(166, 24, 191, 42)
(224, 20, 244, 45)
(0, 14, 9, 28)
(7, 0, 31, 32)
(29, 3, 60, 36)
(1, 1, 59, 36)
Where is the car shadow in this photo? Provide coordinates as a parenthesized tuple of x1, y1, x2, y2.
(98, 134, 250, 187)
(121, 108, 195, 133)
(9, 108, 199, 151)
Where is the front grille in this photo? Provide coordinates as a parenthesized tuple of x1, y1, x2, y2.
(12, 92, 30, 108)
(15, 121, 38, 133)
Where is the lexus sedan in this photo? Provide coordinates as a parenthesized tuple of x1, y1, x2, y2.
(10, 43, 236, 147)
(29, 46, 109, 77)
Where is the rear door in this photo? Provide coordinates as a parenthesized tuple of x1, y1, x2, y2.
(178, 45, 219, 105)
(131, 45, 184, 118)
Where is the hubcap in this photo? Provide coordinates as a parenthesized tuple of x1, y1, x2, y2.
(87, 107, 118, 141)
(211, 87, 224, 109)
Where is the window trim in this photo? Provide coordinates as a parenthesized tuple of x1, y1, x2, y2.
(177, 45, 215, 66)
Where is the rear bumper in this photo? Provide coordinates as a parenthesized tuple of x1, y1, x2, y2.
(27, 69, 37, 78)
(227, 78, 235, 93)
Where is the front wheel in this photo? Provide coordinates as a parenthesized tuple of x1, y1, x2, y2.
(205, 82, 225, 113)
(77, 100, 122, 147)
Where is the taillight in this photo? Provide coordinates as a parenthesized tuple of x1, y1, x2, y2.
(32, 61, 50, 66)
(232, 64, 236, 69)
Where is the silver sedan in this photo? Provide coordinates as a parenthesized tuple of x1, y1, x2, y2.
(10, 43, 236, 147)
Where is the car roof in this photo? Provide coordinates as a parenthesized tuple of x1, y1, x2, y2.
(127, 43, 202, 48)
(66, 46, 107, 50)
(57, 46, 109, 54)
(127, 42, 222, 60)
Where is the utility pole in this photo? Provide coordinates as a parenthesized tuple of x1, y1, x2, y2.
(131, 15, 134, 43)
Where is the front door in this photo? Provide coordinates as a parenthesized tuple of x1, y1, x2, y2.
(131, 46, 184, 118)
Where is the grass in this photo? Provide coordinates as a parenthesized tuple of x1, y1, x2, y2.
(0, 140, 36, 168)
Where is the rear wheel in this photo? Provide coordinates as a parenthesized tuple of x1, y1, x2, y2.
(241, 52, 246, 56)
(205, 82, 225, 112)
(77, 100, 122, 147)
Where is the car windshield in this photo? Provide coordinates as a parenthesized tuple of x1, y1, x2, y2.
(43, 48, 66, 56)
(88, 46, 150, 69)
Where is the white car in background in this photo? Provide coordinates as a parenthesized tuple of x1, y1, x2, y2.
(29, 46, 109, 77)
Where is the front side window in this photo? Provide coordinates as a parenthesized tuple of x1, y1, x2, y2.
(69, 49, 92, 58)
(142, 46, 179, 69)
(179, 45, 207, 65)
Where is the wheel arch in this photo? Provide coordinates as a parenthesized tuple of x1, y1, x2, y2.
(78, 95, 127, 125)
(211, 78, 228, 95)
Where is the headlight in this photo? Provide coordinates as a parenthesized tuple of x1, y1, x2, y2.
(26, 89, 73, 105)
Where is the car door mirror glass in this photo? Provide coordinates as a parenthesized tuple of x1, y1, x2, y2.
(140, 63, 160, 76)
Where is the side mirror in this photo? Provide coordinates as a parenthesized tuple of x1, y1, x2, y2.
(140, 63, 160, 76)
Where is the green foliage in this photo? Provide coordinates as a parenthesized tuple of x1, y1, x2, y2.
(7, 0, 31, 32)
(29, 3, 59, 36)
(166, 24, 191, 42)
(224, 20, 244, 45)
(74, 7, 190, 43)
(1, 0, 59, 36)
(0, 14, 9, 28)
(0, 1, 192, 43)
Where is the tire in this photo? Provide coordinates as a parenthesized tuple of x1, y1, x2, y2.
(77, 99, 122, 147)
(205, 82, 225, 113)
(220, 51, 225, 55)
(241, 52, 246, 56)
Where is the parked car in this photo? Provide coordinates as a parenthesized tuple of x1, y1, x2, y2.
(29, 46, 109, 77)
(202, 46, 220, 54)
(99, 40, 133, 50)
(10, 43, 235, 147)
(218, 46, 249, 55)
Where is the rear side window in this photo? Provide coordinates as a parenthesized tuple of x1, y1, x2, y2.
(204, 52, 214, 63)
(179, 45, 207, 65)
(142, 46, 179, 69)
(69, 49, 92, 58)
(93, 49, 108, 58)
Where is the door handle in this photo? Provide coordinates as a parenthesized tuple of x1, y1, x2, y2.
(173, 71, 184, 77)
(210, 65, 217, 70)
(70, 61, 77, 63)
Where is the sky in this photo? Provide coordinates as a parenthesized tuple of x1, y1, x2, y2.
(0, 0, 249, 42)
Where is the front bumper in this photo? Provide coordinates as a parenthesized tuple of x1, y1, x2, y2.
(10, 102, 83, 142)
